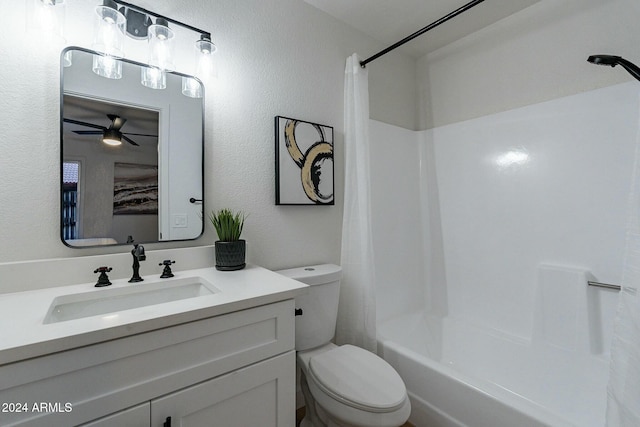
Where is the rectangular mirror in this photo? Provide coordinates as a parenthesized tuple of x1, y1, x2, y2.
(61, 47, 204, 247)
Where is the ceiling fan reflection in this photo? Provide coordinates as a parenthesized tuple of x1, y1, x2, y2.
(63, 114, 158, 146)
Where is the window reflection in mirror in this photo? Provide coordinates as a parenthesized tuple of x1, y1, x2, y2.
(60, 47, 204, 247)
(62, 161, 80, 240)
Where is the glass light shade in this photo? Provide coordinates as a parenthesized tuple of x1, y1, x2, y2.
(147, 22, 175, 71)
(181, 76, 203, 98)
(62, 50, 73, 67)
(92, 3, 126, 79)
(194, 37, 216, 79)
(196, 37, 216, 55)
(92, 54, 123, 79)
(141, 66, 166, 90)
(102, 129, 122, 146)
(92, 4, 126, 57)
(103, 137, 122, 146)
(31, 0, 66, 44)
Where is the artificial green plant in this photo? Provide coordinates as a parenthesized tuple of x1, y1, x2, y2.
(208, 209, 246, 242)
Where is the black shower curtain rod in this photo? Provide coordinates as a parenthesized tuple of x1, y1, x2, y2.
(360, 0, 486, 68)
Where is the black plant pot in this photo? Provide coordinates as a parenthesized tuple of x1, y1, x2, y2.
(214, 240, 246, 271)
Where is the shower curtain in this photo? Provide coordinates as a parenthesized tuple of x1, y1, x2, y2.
(335, 53, 377, 353)
(606, 94, 640, 427)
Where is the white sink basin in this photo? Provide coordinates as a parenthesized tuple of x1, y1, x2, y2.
(44, 277, 219, 324)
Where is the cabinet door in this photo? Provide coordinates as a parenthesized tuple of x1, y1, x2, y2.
(151, 351, 295, 427)
(79, 403, 149, 426)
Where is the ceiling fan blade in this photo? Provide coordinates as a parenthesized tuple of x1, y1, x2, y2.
(63, 118, 107, 130)
(121, 135, 140, 146)
(72, 130, 103, 135)
(122, 132, 159, 137)
(107, 114, 127, 131)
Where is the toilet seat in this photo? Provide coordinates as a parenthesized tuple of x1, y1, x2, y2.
(308, 344, 407, 413)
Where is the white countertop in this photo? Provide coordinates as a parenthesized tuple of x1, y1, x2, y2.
(0, 264, 307, 366)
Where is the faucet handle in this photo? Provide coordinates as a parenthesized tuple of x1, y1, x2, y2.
(94, 267, 113, 287)
(159, 260, 176, 278)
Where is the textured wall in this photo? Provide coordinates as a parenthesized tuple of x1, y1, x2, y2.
(0, 0, 417, 278)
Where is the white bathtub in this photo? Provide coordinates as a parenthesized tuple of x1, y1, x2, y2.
(378, 310, 611, 427)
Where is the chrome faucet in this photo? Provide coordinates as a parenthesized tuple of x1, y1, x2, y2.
(129, 243, 146, 283)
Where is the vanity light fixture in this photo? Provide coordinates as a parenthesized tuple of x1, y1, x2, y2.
(91, 0, 126, 79)
(87, 0, 214, 93)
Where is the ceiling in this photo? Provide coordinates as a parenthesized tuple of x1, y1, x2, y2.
(304, 0, 541, 58)
(63, 96, 159, 148)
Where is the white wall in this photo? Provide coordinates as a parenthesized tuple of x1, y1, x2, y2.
(0, 0, 417, 288)
(418, 0, 640, 129)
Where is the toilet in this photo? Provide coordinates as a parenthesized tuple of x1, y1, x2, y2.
(277, 264, 411, 427)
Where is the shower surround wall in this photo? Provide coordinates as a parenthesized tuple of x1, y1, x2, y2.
(430, 82, 636, 338)
(369, 82, 640, 426)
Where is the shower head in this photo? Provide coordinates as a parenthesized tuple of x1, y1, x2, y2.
(587, 54, 640, 82)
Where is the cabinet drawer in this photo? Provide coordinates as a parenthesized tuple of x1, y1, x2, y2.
(0, 300, 294, 426)
(78, 403, 150, 427)
(151, 351, 296, 427)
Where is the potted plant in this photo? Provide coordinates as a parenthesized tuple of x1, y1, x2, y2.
(209, 209, 246, 271)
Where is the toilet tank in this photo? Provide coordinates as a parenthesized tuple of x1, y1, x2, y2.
(276, 264, 342, 351)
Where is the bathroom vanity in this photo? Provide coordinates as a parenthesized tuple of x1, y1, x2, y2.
(0, 265, 307, 426)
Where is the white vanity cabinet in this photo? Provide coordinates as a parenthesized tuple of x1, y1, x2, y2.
(0, 299, 296, 427)
(79, 403, 150, 426)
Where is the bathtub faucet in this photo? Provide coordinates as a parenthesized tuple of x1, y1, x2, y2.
(129, 243, 146, 283)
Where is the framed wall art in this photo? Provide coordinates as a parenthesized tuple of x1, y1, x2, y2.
(275, 116, 334, 205)
(113, 162, 158, 215)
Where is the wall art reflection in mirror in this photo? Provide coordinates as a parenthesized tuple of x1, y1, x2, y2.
(61, 47, 205, 247)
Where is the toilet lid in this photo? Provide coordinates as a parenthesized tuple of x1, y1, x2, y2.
(308, 344, 407, 413)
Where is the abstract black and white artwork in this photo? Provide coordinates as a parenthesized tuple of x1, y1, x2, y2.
(275, 116, 334, 205)
(113, 163, 158, 214)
